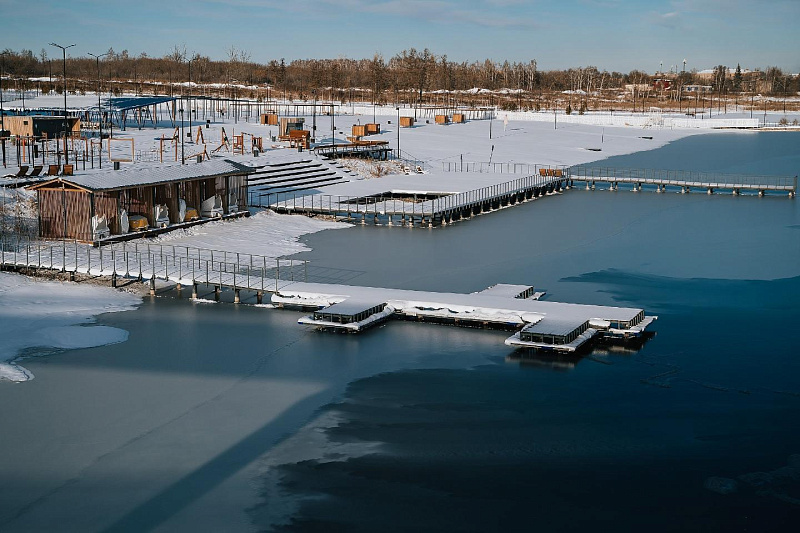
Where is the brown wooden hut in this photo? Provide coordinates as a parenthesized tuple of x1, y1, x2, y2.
(27, 159, 251, 242)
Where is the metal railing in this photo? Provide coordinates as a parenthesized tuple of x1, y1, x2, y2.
(0, 235, 363, 291)
(569, 165, 797, 190)
(258, 172, 565, 218)
(441, 161, 568, 175)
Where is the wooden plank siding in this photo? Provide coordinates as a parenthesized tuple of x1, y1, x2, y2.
(93, 192, 120, 235)
(37, 188, 92, 241)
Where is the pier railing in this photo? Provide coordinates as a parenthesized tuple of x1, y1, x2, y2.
(262, 172, 565, 218)
(441, 161, 568, 175)
(0, 236, 362, 292)
(569, 165, 797, 191)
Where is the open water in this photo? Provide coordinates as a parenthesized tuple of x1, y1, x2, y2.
(1, 131, 799, 532)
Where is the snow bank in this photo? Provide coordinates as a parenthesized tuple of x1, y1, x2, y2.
(152, 209, 349, 259)
(0, 273, 141, 382)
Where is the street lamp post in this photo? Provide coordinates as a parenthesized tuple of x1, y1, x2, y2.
(396, 106, 400, 158)
(87, 51, 110, 168)
(50, 42, 75, 166)
(180, 106, 185, 164)
(188, 57, 193, 137)
(1, 51, 7, 168)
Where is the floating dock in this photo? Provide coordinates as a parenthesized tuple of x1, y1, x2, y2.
(274, 282, 657, 353)
(267, 173, 567, 227)
(1, 239, 656, 353)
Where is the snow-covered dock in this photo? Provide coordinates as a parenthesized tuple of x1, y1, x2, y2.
(569, 165, 797, 196)
(267, 172, 568, 227)
(1, 238, 655, 353)
(274, 281, 657, 352)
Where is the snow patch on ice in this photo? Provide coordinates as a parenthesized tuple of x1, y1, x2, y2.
(0, 272, 141, 382)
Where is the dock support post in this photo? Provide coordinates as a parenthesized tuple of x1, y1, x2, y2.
(149, 277, 156, 296)
(758, 190, 764, 197)
(176, 282, 181, 291)
(707, 187, 713, 195)
(257, 291, 263, 304)
(192, 283, 198, 299)
(111, 272, 117, 288)
(214, 285, 220, 301)
(733, 188, 739, 196)
(234, 289, 240, 303)
(790, 191, 795, 198)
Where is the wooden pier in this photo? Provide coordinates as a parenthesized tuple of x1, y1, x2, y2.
(569, 165, 797, 197)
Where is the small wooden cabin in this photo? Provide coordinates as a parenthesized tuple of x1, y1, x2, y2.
(434, 115, 449, 125)
(260, 113, 279, 126)
(399, 116, 415, 128)
(365, 123, 381, 134)
(3, 115, 81, 138)
(27, 159, 251, 242)
(352, 124, 368, 138)
(452, 113, 466, 124)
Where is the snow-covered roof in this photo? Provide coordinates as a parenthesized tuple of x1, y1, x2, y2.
(522, 317, 587, 337)
(32, 159, 251, 192)
(318, 299, 386, 316)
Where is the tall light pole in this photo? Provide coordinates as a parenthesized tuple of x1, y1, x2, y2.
(88, 51, 110, 168)
(50, 43, 75, 166)
(180, 106, 185, 164)
(396, 106, 400, 158)
(1, 51, 7, 168)
(188, 56, 194, 137)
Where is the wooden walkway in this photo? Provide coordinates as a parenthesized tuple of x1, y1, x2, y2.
(0, 237, 363, 300)
(569, 165, 797, 196)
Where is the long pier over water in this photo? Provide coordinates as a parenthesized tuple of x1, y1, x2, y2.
(569, 165, 797, 196)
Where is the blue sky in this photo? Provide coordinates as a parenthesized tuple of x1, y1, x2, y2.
(1, 0, 798, 73)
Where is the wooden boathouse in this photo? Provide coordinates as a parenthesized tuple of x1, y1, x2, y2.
(27, 159, 252, 242)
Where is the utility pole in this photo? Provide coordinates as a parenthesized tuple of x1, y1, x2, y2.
(88, 51, 110, 168)
(50, 42, 76, 166)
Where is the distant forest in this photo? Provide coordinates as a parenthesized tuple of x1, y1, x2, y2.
(1, 46, 797, 111)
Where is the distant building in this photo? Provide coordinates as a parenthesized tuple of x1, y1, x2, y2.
(1, 115, 80, 138)
(683, 85, 713, 93)
(652, 79, 672, 91)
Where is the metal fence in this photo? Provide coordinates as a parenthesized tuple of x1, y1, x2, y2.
(441, 161, 568, 175)
(0, 235, 363, 291)
(260, 172, 564, 218)
(569, 165, 797, 190)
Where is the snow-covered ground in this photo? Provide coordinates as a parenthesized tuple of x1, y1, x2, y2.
(0, 273, 141, 382)
(151, 209, 348, 260)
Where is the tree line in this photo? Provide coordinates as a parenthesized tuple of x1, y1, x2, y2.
(1, 46, 797, 107)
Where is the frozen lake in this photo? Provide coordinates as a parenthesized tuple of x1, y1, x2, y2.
(1, 131, 799, 532)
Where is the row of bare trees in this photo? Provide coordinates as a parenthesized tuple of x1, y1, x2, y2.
(2, 46, 797, 104)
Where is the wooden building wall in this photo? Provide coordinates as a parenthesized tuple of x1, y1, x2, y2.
(119, 187, 153, 225)
(93, 191, 120, 234)
(38, 188, 92, 241)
